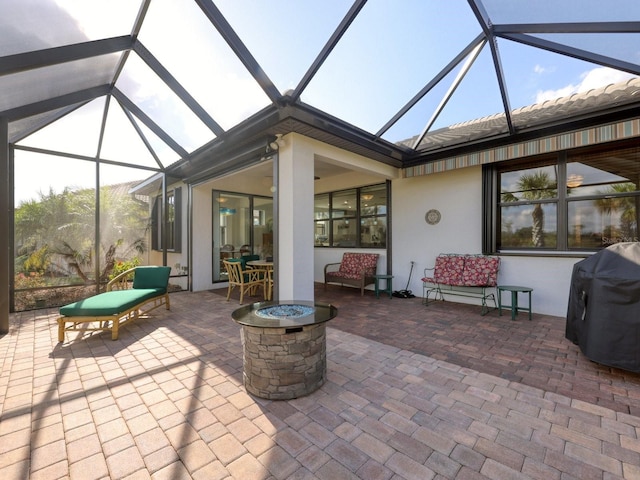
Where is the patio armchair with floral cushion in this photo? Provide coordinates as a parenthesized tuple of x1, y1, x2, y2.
(324, 252, 379, 296)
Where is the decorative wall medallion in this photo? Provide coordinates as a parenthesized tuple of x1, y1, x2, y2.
(425, 209, 441, 225)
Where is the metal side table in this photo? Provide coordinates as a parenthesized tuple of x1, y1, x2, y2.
(497, 285, 533, 320)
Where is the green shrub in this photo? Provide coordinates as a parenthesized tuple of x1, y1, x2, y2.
(109, 258, 141, 280)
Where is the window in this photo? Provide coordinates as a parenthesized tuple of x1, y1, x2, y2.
(152, 187, 182, 252)
(485, 144, 640, 252)
(498, 160, 558, 249)
(314, 183, 388, 248)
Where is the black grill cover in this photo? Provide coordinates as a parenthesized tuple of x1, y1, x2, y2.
(566, 242, 640, 372)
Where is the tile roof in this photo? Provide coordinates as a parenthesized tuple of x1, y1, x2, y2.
(403, 77, 640, 153)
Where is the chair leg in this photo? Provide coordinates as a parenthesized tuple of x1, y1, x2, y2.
(58, 318, 65, 342)
(226, 285, 232, 301)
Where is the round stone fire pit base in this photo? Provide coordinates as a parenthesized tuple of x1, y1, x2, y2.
(232, 301, 337, 400)
(242, 322, 326, 400)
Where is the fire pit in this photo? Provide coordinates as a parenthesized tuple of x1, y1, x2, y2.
(232, 300, 337, 400)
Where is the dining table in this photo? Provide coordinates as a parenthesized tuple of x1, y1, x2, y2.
(246, 260, 273, 269)
(247, 260, 274, 300)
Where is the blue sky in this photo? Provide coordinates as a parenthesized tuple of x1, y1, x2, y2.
(11, 0, 639, 205)
(214, 0, 637, 139)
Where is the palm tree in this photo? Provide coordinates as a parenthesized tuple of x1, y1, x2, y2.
(594, 182, 638, 243)
(502, 171, 557, 247)
(14, 182, 150, 285)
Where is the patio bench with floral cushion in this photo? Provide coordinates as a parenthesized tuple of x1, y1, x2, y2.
(422, 254, 500, 315)
(324, 252, 379, 296)
(57, 266, 171, 341)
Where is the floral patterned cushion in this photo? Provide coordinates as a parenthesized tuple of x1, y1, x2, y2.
(338, 252, 379, 277)
(461, 255, 499, 286)
(435, 255, 465, 286)
(423, 254, 499, 287)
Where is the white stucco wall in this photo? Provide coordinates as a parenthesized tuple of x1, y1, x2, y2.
(181, 135, 585, 317)
(391, 166, 583, 317)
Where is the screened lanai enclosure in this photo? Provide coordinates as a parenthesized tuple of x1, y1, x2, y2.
(2, 1, 640, 328)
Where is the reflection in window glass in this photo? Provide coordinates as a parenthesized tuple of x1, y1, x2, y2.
(166, 191, 176, 250)
(360, 184, 387, 247)
(331, 190, 357, 219)
(332, 219, 357, 248)
(314, 194, 330, 246)
(361, 217, 386, 248)
(152, 187, 182, 253)
(568, 199, 638, 248)
(500, 204, 557, 248)
(494, 145, 640, 252)
(252, 196, 273, 260)
(314, 183, 388, 248)
(314, 194, 330, 220)
(567, 149, 640, 197)
(500, 165, 557, 202)
(315, 220, 329, 246)
(360, 185, 387, 215)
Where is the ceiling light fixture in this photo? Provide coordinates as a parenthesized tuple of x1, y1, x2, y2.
(567, 174, 584, 188)
(362, 194, 374, 201)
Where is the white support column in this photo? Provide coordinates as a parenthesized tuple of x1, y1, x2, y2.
(1, 117, 9, 334)
(276, 134, 315, 301)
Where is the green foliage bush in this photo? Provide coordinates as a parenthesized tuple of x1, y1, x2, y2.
(109, 258, 141, 280)
(23, 246, 50, 273)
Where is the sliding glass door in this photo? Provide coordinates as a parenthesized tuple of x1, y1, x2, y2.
(212, 191, 273, 282)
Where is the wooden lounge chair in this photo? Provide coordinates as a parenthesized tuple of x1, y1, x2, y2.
(57, 266, 171, 341)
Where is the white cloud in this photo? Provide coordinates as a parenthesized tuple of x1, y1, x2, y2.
(578, 67, 636, 91)
(533, 64, 555, 75)
(535, 67, 637, 103)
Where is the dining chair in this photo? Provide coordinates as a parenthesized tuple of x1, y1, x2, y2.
(223, 259, 264, 304)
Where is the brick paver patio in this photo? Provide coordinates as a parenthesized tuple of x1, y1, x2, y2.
(1, 285, 640, 479)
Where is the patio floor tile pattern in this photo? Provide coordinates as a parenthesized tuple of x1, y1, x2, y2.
(0, 285, 639, 479)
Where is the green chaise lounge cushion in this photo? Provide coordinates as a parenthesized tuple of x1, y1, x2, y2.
(132, 266, 171, 291)
(59, 289, 165, 317)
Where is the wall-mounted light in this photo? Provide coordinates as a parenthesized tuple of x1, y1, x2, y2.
(268, 134, 285, 151)
(261, 134, 285, 161)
